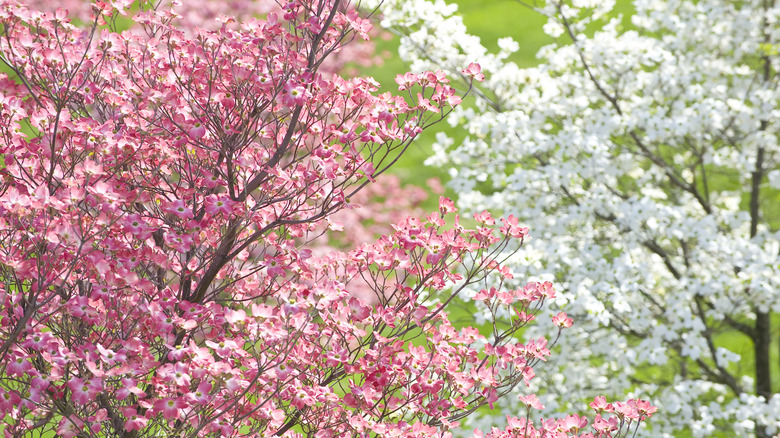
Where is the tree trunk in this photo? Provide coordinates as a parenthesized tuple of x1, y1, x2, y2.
(754, 310, 772, 438)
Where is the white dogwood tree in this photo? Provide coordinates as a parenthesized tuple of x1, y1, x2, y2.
(374, 0, 780, 436)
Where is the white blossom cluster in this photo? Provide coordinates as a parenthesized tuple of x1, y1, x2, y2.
(375, 0, 780, 436)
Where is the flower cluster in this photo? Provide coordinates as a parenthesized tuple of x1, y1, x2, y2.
(21, 0, 386, 76)
(377, 0, 779, 435)
(475, 396, 657, 438)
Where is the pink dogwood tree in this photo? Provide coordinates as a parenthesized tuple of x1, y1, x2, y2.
(0, 0, 654, 436)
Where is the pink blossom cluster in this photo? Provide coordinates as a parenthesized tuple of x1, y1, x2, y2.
(476, 396, 658, 438)
(307, 175, 439, 304)
(326, 175, 435, 247)
(19, 0, 385, 75)
(0, 0, 654, 436)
